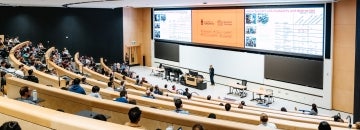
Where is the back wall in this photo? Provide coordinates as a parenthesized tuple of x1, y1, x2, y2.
(0, 6, 123, 63)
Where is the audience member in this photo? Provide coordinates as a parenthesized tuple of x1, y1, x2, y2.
(4, 63, 15, 73)
(318, 121, 331, 130)
(93, 114, 107, 121)
(208, 113, 216, 119)
(258, 113, 277, 129)
(143, 90, 155, 99)
(192, 124, 204, 130)
(106, 82, 114, 91)
(0, 121, 21, 130)
(241, 101, 246, 106)
(309, 103, 318, 115)
(14, 65, 25, 77)
(281, 107, 287, 112)
(125, 107, 146, 129)
(24, 69, 39, 83)
(206, 95, 211, 100)
(17, 86, 36, 105)
(118, 81, 126, 91)
(183, 88, 189, 96)
(139, 77, 148, 86)
(68, 78, 86, 95)
(172, 85, 176, 91)
(153, 85, 163, 95)
(115, 91, 128, 103)
(225, 103, 231, 111)
(238, 103, 243, 109)
(88, 86, 102, 99)
(186, 93, 192, 100)
(174, 99, 189, 114)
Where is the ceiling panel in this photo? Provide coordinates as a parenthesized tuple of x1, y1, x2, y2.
(0, 0, 335, 8)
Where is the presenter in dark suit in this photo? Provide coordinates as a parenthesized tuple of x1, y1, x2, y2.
(209, 65, 215, 85)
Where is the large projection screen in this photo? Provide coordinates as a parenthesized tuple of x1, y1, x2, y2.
(180, 45, 264, 83)
(192, 9, 245, 48)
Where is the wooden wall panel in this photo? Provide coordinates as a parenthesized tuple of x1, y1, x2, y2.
(123, 8, 152, 66)
(332, 0, 356, 113)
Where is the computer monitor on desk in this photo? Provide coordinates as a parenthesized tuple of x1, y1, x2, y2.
(189, 70, 198, 77)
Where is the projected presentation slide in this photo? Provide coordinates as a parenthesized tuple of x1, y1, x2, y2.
(244, 7, 324, 56)
(192, 9, 245, 48)
(154, 10, 192, 42)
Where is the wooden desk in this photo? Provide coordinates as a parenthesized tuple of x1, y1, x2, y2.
(227, 83, 247, 98)
(150, 67, 164, 77)
(185, 75, 197, 86)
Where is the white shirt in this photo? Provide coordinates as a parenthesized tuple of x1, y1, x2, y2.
(88, 92, 102, 99)
(258, 122, 277, 129)
(106, 87, 114, 91)
(14, 70, 24, 77)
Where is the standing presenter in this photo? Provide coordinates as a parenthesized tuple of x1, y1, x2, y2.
(209, 65, 215, 85)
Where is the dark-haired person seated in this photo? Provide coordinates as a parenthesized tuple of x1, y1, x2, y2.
(174, 99, 189, 115)
(318, 121, 331, 130)
(0, 121, 21, 130)
(23, 69, 39, 83)
(225, 103, 231, 111)
(299, 103, 318, 115)
(142, 90, 155, 99)
(208, 113, 216, 119)
(257, 113, 277, 129)
(93, 114, 107, 121)
(16, 86, 36, 105)
(125, 107, 146, 130)
(153, 85, 163, 95)
(88, 86, 102, 99)
(68, 78, 86, 95)
(281, 107, 287, 112)
(192, 123, 204, 130)
(206, 95, 211, 100)
(183, 88, 190, 96)
(114, 91, 128, 103)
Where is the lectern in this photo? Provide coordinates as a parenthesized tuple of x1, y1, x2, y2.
(126, 42, 141, 65)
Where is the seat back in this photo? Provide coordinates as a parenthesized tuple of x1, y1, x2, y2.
(266, 89, 273, 96)
(241, 80, 247, 86)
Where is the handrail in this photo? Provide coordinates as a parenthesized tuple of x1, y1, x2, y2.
(0, 94, 140, 130)
(8, 42, 66, 87)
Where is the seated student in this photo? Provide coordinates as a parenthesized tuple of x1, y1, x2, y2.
(117, 81, 126, 92)
(81, 77, 87, 84)
(207, 95, 211, 100)
(208, 113, 216, 119)
(0, 121, 21, 130)
(106, 82, 114, 91)
(115, 91, 128, 103)
(139, 77, 147, 86)
(68, 78, 86, 95)
(125, 107, 146, 130)
(135, 75, 140, 85)
(88, 86, 102, 99)
(14, 64, 25, 77)
(1, 71, 6, 95)
(240, 101, 246, 106)
(281, 107, 287, 112)
(183, 88, 189, 96)
(143, 90, 155, 99)
(93, 114, 107, 121)
(24, 69, 39, 83)
(153, 85, 163, 95)
(171, 85, 176, 91)
(318, 121, 331, 130)
(225, 103, 231, 111)
(192, 124, 204, 130)
(186, 93, 192, 100)
(257, 113, 277, 129)
(309, 103, 318, 115)
(17, 86, 37, 105)
(4, 63, 15, 73)
(174, 98, 189, 114)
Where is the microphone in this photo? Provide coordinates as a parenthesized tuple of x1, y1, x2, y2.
(346, 115, 352, 128)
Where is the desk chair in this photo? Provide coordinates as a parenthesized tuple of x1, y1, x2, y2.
(264, 89, 274, 104)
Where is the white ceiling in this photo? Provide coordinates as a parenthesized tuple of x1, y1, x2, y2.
(0, 0, 336, 8)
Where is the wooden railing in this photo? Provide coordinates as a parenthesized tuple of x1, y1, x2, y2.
(8, 41, 66, 87)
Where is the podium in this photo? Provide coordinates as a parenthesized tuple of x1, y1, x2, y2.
(126, 43, 141, 65)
